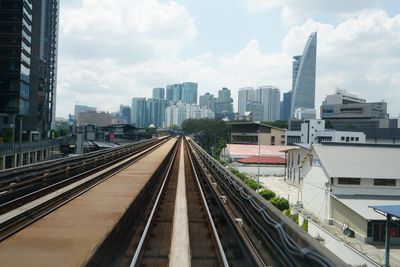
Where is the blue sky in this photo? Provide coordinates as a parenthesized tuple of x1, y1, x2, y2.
(56, 0, 400, 118)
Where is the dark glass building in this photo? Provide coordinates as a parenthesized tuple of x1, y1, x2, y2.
(0, 0, 33, 121)
(0, 0, 59, 140)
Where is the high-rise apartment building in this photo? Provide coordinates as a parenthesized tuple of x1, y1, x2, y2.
(181, 82, 198, 104)
(152, 87, 165, 100)
(214, 87, 234, 119)
(131, 97, 148, 128)
(74, 104, 96, 120)
(0, 0, 59, 139)
(246, 100, 263, 121)
(199, 92, 215, 111)
(238, 87, 254, 116)
(291, 32, 317, 117)
(255, 86, 280, 121)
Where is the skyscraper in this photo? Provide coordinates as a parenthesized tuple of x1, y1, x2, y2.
(166, 83, 182, 103)
(0, 0, 33, 132)
(255, 86, 280, 121)
(147, 98, 168, 128)
(152, 87, 165, 100)
(281, 90, 293, 121)
(131, 97, 148, 128)
(214, 87, 234, 119)
(181, 82, 198, 104)
(290, 32, 317, 117)
(199, 93, 215, 111)
(238, 87, 254, 116)
(0, 0, 59, 138)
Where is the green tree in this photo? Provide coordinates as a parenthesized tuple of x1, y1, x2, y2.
(259, 189, 276, 200)
(301, 219, 309, 231)
(181, 119, 230, 155)
(270, 197, 289, 211)
(244, 178, 258, 190)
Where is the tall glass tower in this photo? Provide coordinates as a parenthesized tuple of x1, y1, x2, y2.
(290, 32, 317, 117)
(181, 82, 198, 104)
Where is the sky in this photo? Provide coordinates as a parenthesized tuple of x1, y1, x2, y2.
(56, 0, 400, 118)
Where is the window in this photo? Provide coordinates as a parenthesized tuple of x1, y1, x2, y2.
(331, 178, 334, 185)
(338, 178, 360, 185)
(374, 179, 396, 186)
(355, 137, 359, 141)
(297, 154, 300, 165)
(341, 136, 345, 141)
(351, 137, 354, 141)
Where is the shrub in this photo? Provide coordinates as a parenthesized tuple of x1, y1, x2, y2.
(284, 209, 291, 217)
(292, 213, 299, 224)
(301, 219, 309, 232)
(244, 178, 258, 190)
(259, 189, 276, 201)
(270, 197, 289, 211)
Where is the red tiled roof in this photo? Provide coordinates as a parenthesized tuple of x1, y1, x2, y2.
(238, 156, 286, 165)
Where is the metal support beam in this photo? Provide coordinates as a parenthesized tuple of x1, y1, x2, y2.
(385, 214, 391, 267)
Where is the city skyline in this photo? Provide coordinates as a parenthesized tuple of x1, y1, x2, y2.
(56, 1, 400, 118)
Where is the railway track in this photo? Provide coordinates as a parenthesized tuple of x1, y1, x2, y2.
(0, 137, 170, 241)
(0, 137, 168, 214)
(0, 136, 345, 266)
(119, 137, 256, 267)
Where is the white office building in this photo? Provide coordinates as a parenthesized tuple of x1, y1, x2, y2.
(285, 119, 366, 145)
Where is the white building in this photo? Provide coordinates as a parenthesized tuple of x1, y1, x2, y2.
(283, 143, 400, 243)
(285, 119, 366, 145)
(164, 102, 214, 127)
(293, 108, 316, 120)
(238, 87, 255, 115)
(255, 86, 280, 121)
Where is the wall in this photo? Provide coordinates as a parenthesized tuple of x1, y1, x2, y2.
(302, 165, 330, 221)
(331, 197, 368, 237)
(331, 177, 400, 196)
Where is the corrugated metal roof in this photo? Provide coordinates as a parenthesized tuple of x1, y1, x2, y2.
(238, 156, 286, 165)
(313, 144, 400, 179)
(333, 195, 400, 220)
(225, 144, 290, 158)
(369, 205, 400, 218)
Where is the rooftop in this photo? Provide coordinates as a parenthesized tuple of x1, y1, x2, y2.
(313, 144, 400, 179)
(238, 156, 286, 165)
(224, 144, 291, 158)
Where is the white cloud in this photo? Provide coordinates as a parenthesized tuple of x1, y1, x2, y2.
(242, 0, 384, 26)
(57, 4, 400, 119)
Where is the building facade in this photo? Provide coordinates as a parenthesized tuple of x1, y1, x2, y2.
(321, 89, 389, 130)
(255, 86, 280, 121)
(199, 92, 215, 111)
(0, 0, 59, 140)
(229, 122, 285, 146)
(281, 90, 293, 121)
(214, 87, 234, 119)
(285, 119, 366, 145)
(152, 87, 165, 100)
(77, 111, 112, 127)
(131, 97, 148, 128)
(238, 87, 254, 116)
(147, 98, 168, 128)
(181, 82, 198, 104)
(164, 102, 214, 127)
(290, 32, 317, 117)
(284, 143, 400, 244)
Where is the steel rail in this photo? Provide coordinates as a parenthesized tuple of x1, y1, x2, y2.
(129, 138, 180, 267)
(0, 139, 169, 241)
(185, 138, 229, 267)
